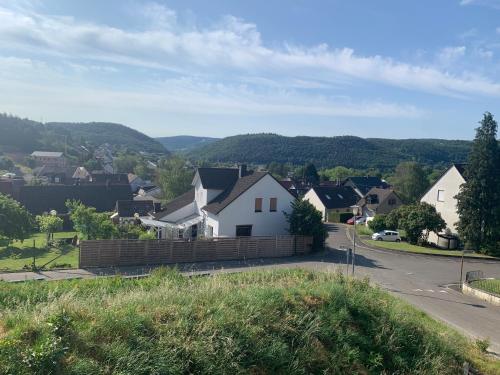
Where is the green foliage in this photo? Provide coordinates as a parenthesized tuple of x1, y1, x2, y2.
(156, 135, 219, 152)
(266, 161, 291, 179)
(392, 203, 446, 244)
(156, 157, 194, 202)
(114, 153, 141, 174)
(0, 269, 497, 374)
(187, 133, 472, 169)
(36, 214, 64, 243)
(390, 161, 430, 203)
(139, 231, 157, 240)
(368, 215, 388, 232)
(0, 156, 14, 171)
(303, 163, 319, 185)
(327, 212, 352, 223)
(66, 200, 117, 240)
(285, 199, 327, 248)
(320, 166, 361, 181)
(456, 112, 500, 255)
(0, 113, 167, 155)
(0, 194, 34, 242)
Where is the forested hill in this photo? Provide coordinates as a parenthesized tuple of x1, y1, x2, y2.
(156, 135, 219, 152)
(187, 133, 472, 169)
(0, 114, 167, 154)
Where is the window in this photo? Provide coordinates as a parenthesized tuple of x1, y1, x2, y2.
(207, 225, 214, 238)
(236, 225, 252, 237)
(255, 198, 263, 212)
(437, 190, 445, 202)
(270, 198, 277, 212)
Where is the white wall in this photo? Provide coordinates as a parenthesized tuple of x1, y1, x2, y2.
(194, 178, 222, 210)
(211, 174, 295, 237)
(303, 189, 327, 221)
(420, 166, 465, 244)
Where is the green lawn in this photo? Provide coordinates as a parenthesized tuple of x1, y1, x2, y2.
(0, 232, 78, 271)
(471, 279, 500, 296)
(365, 239, 495, 259)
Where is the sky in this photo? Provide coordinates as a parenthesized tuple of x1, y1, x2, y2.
(0, 0, 499, 139)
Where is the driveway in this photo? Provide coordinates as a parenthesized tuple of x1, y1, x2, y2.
(326, 223, 500, 354)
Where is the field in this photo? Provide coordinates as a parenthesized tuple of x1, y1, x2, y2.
(471, 279, 500, 296)
(0, 232, 78, 271)
(364, 239, 494, 259)
(0, 269, 498, 374)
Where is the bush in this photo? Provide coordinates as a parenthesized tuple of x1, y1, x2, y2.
(368, 215, 387, 233)
(286, 199, 327, 249)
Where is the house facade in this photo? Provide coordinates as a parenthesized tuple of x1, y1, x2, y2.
(303, 186, 360, 222)
(31, 151, 66, 168)
(420, 164, 466, 246)
(357, 188, 403, 218)
(140, 166, 295, 239)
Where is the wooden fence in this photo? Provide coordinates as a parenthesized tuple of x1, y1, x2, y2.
(79, 235, 313, 268)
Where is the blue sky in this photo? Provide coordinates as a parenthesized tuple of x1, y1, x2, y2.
(0, 0, 499, 139)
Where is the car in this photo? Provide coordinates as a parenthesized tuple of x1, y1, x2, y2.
(371, 230, 401, 242)
(355, 217, 367, 225)
(347, 215, 363, 225)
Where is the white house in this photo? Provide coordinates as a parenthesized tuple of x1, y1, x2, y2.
(303, 186, 360, 222)
(140, 165, 296, 239)
(420, 164, 466, 247)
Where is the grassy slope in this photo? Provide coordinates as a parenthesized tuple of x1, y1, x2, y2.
(364, 239, 495, 259)
(0, 232, 78, 271)
(0, 269, 498, 374)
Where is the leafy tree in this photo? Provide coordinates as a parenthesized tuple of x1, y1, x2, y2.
(368, 215, 387, 233)
(0, 156, 14, 171)
(0, 193, 34, 242)
(303, 163, 320, 185)
(391, 161, 429, 203)
(456, 112, 500, 254)
(66, 200, 117, 240)
(395, 203, 446, 244)
(36, 214, 63, 243)
(133, 161, 152, 180)
(285, 199, 327, 249)
(266, 162, 290, 179)
(83, 158, 102, 172)
(114, 154, 141, 174)
(321, 166, 359, 182)
(157, 157, 194, 202)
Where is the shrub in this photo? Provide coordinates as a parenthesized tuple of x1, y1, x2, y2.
(368, 215, 387, 233)
(286, 199, 327, 249)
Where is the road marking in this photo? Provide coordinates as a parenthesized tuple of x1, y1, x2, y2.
(406, 272, 414, 275)
(425, 289, 435, 293)
(413, 289, 423, 292)
(439, 290, 448, 294)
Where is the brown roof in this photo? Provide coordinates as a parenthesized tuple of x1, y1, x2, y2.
(153, 189, 195, 219)
(203, 172, 268, 215)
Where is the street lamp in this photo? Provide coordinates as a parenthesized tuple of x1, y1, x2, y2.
(350, 205, 361, 275)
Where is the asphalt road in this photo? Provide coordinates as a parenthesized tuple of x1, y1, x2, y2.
(326, 223, 500, 354)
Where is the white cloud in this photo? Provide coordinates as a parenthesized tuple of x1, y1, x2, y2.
(0, 4, 499, 99)
(437, 46, 466, 65)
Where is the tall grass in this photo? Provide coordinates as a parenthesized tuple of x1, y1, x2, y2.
(0, 268, 498, 374)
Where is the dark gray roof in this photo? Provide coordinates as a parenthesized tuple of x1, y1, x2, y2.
(203, 172, 268, 215)
(197, 168, 239, 190)
(116, 200, 154, 217)
(454, 163, 467, 178)
(154, 189, 195, 219)
(310, 186, 359, 209)
(343, 176, 390, 196)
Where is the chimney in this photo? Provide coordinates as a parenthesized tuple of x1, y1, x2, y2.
(238, 164, 247, 178)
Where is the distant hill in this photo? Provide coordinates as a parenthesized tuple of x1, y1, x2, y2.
(187, 133, 472, 169)
(156, 135, 219, 152)
(0, 114, 167, 154)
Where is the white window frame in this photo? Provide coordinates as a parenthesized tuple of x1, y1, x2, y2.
(437, 190, 445, 202)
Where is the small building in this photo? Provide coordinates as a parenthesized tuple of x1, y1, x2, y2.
(303, 186, 360, 222)
(31, 151, 66, 168)
(111, 200, 157, 224)
(357, 188, 403, 218)
(140, 165, 295, 239)
(342, 176, 390, 197)
(420, 164, 466, 247)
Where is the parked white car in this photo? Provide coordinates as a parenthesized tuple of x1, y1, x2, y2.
(355, 216, 367, 225)
(371, 230, 401, 242)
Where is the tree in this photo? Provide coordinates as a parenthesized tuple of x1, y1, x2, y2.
(285, 199, 327, 249)
(303, 163, 319, 185)
(391, 162, 429, 203)
(114, 154, 141, 174)
(395, 203, 446, 244)
(320, 166, 358, 182)
(66, 200, 117, 240)
(36, 214, 63, 243)
(266, 162, 290, 179)
(0, 193, 34, 242)
(456, 112, 500, 254)
(368, 215, 388, 233)
(0, 156, 14, 171)
(157, 157, 194, 202)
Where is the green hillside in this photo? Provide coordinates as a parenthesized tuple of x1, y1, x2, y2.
(0, 114, 167, 154)
(156, 135, 219, 152)
(0, 269, 497, 374)
(187, 133, 471, 169)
